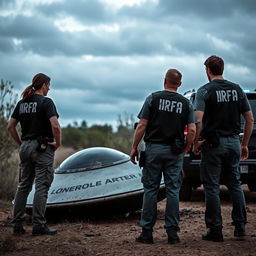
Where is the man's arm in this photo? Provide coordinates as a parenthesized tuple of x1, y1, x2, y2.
(48, 116, 62, 150)
(130, 118, 148, 164)
(6, 118, 22, 146)
(184, 123, 196, 154)
(192, 87, 207, 154)
(184, 101, 196, 153)
(193, 110, 205, 155)
(241, 110, 254, 160)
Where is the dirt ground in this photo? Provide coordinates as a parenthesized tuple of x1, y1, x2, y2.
(1, 186, 256, 256)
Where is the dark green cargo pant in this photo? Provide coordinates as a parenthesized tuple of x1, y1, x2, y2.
(200, 135, 247, 230)
(12, 139, 54, 228)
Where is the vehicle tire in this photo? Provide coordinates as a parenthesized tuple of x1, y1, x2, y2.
(179, 178, 192, 201)
(247, 182, 256, 192)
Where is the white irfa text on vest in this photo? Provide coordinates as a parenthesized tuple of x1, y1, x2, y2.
(216, 90, 238, 103)
(159, 99, 182, 113)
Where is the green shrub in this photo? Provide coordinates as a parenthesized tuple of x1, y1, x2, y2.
(0, 79, 19, 200)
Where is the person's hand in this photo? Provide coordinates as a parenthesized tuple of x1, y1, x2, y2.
(182, 146, 191, 156)
(130, 148, 138, 164)
(240, 145, 249, 161)
(48, 142, 60, 151)
(193, 140, 205, 155)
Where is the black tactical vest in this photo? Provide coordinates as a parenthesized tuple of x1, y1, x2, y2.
(144, 91, 190, 144)
(201, 80, 244, 138)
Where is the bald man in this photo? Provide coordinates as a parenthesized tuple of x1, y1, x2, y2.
(130, 69, 196, 244)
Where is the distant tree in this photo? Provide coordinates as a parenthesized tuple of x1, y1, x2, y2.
(89, 124, 112, 134)
(117, 112, 135, 130)
(61, 113, 135, 154)
(0, 79, 19, 200)
(73, 121, 79, 128)
(62, 126, 84, 149)
(83, 129, 109, 148)
(80, 120, 87, 130)
(112, 112, 135, 154)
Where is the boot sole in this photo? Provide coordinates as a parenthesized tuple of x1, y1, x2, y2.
(135, 238, 153, 244)
(168, 239, 180, 244)
(202, 236, 224, 242)
(32, 231, 57, 236)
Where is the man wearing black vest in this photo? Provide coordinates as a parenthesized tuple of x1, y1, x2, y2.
(194, 55, 254, 242)
(130, 69, 196, 244)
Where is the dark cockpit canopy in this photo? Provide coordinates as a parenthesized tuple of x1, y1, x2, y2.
(55, 147, 130, 174)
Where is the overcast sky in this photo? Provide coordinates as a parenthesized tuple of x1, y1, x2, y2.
(1, 0, 255, 128)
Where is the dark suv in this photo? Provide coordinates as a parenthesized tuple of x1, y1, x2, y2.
(180, 91, 256, 201)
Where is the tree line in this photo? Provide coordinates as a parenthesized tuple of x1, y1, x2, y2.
(62, 113, 135, 154)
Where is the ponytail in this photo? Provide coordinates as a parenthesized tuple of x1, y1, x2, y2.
(21, 73, 51, 100)
(21, 85, 35, 100)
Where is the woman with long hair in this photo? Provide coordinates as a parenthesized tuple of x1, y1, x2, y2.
(7, 73, 61, 236)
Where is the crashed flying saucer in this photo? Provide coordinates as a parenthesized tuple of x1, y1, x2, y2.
(26, 147, 165, 215)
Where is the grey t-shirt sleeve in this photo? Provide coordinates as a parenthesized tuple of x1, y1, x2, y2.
(194, 87, 208, 112)
(138, 94, 153, 120)
(187, 101, 196, 124)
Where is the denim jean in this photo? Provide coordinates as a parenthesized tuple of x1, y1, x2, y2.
(140, 143, 183, 231)
(200, 135, 247, 230)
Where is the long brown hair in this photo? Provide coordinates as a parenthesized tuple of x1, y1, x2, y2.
(21, 73, 51, 100)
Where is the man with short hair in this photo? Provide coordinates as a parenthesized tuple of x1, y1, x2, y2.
(194, 55, 254, 242)
(130, 69, 196, 244)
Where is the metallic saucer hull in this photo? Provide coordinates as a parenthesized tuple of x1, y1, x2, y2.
(26, 147, 165, 215)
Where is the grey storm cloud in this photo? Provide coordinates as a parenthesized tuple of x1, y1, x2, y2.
(158, 0, 256, 17)
(0, 0, 256, 127)
(38, 0, 110, 23)
(1, 0, 255, 60)
(0, 14, 166, 57)
(0, 0, 13, 7)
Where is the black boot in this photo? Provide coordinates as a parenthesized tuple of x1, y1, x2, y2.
(234, 224, 246, 237)
(13, 223, 26, 235)
(135, 229, 153, 244)
(202, 229, 223, 242)
(32, 225, 57, 236)
(167, 229, 180, 244)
